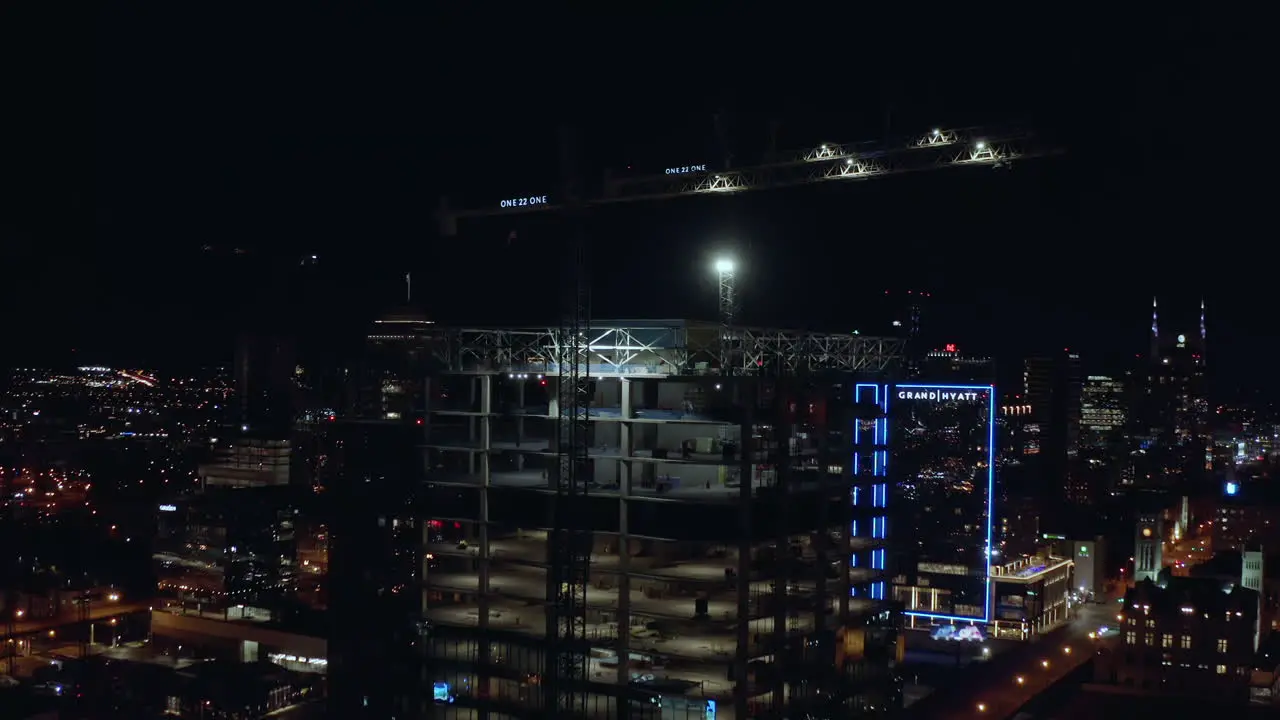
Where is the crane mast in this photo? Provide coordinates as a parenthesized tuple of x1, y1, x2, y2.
(543, 128, 592, 717)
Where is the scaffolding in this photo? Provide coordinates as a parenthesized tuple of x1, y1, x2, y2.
(418, 321, 902, 719)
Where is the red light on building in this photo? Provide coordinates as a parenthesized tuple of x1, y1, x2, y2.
(944, 343, 957, 353)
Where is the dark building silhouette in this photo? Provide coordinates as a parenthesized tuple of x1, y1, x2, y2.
(1131, 298, 1211, 491)
(1096, 576, 1260, 700)
(233, 333, 297, 438)
(1023, 351, 1082, 509)
(325, 419, 423, 719)
(326, 304, 433, 719)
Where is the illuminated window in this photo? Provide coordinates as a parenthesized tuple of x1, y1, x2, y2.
(1217, 639, 1228, 653)
(1143, 633, 1153, 645)
(1161, 634, 1173, 648)
(1181, 635, 1191, 649)
(1125, 631, 1136, 645)
(1216, 665, 1227, 675)
(1145, 619, 1155, 628)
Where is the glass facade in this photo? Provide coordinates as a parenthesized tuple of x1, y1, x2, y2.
(1080, 375, 1126, 450)
(887, 384, 995, 621)
(153, 487, 300, 615)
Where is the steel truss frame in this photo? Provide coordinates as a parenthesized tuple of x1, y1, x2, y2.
(441, 126, 1055, 224)
(426, 323, 905, 375)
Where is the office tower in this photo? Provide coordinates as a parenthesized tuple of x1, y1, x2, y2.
(998, 395, 1036, 459)
(325, 419, 423, 719)
(152, 486, 302, 620)
(877, 289, 931, 378)
(234, 333, 297, 438)
(1134, 512, 1164, 583)
(352, 304, 434, 420)
(419, 320, 903, 719)
(920, 344, 994, 384)
(1023, 352, 1082, 507)
(326, 306, 431, 718)
(1136, 298, 1211, 489)
(1071, 537, 1107, 598)
(876, 383, 998, 626)
(197, 334, 299, 490)
(1080, 375, 1127, 451)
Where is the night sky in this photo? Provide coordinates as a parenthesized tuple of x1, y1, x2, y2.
(4, 10, 1274, 397)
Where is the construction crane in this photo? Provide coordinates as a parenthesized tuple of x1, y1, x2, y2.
(438, 125, 1057, 228)
(437, 122, 1059, 718)
(545, 127, 592, 717)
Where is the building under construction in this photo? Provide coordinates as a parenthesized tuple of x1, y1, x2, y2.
(418, 319, 904, 719)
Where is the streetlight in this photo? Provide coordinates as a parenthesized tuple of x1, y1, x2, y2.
(1015, 675, 1025, 685)
(976, 702, 987, 713)
(1063, 646, 1072, 655)
(1040, 659, 1050, 669)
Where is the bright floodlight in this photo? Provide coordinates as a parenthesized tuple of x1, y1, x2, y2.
(714, 258, 735, 273)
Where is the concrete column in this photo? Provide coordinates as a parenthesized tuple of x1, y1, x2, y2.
(619, 379, 633, 489)
(813, 385, 834, 634)
(770, 398, 792, 715)
(468, 378, 478, 475)
(421, 377, 433, 477)
(733, 380, 755, 720)
(517, 382, 526, 471)
(480, 375, 493, 479)
(615, 489, 632, 687)
(477, 374, 493, 688)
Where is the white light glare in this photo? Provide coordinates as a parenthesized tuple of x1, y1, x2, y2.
(975, 141, 987, 150)
(714, 258, 735, 273)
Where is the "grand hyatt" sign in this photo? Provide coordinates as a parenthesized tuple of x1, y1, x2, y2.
(897, 389, 985, 402)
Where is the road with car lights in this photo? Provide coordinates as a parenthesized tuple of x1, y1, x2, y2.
(908, 594, 1120, 720)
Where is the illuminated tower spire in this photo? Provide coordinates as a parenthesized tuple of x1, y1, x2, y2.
(1150, 296, 1159, 358)
(1200, 297, 1206, 364)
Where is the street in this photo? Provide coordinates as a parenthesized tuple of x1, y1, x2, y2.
(908, 597, 1119, 720)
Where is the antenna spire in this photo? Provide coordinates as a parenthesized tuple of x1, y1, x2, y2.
(1150, 296, 1159, 358)
(405, 273, 412, 303)
(1200, 297, 1207, 365)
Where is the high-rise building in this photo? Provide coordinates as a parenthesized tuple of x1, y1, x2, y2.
(326, 305, 432, 718)
(412, 320, 904, 719)
(1134, 512, 1164, 583)
(325, 419, 423, 719)
(878, 383, 999, 629)
(1023, 352, 1082, 508)
(1135, 298, 1211, 489)
(1081, 375, 1127, 451)
(152, 486, 303, 619)
(233, 333, 297, 438)
(351, 305, 434, 420)
(920, 345, 994, 384)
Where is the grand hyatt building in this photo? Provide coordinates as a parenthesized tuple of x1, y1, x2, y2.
(883, 384, 995, 621)
(854, 382, 1072, 641)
